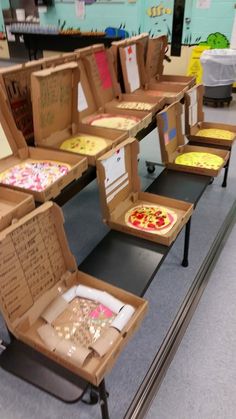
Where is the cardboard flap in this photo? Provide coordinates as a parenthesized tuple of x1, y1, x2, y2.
(0, 60, 44, 141)
(0, 85, 27, 158)
(185, 84, 204, 134)
(96, 138, 141, 220)
(157, 102, 184, 162)
(0, 202, 77, 330)
(80, 45, 117, 107)
(31, 62, 79, 146)
(146, 35, 167, 80)
(119, 43, 142, 93)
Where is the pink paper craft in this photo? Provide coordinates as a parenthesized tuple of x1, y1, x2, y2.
(95, 51, 112, 90)
(90, 304, 114, 320)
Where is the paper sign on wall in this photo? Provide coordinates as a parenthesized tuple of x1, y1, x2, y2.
(75, 0, 85, 19)
(124, 45, 140, 92)
(102, 147, 126, 188)
(196, 0, 211, 9)
(77, 83, 88, 111)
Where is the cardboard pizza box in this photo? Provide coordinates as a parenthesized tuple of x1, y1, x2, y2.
(96, 137, 193, 246)
(0, 201, 148, 386)
(0, 59, 45, 143)
(78, 44, 165, 116)
(0, 186, 35, 232)
(42, 52, 77, 69)
(143, 35, 195, 88)
(185, 84, 236, 147)
(157, 101, 230, 177)
(74, 53, 152, 137)
(31, 62, 127, 166)
(0, 85, 88, 202)
(112, 38, 186, 104)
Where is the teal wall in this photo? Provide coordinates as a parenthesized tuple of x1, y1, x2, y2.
(39, 0, 235, 46)
(40, 2, 142, 34)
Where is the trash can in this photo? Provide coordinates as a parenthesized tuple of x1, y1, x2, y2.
(200, 49, 236, 99)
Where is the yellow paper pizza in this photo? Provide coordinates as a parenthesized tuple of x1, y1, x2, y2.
(125, 204, 178, 235)
(175, 152, 224, 170)
(116, 102, 153, 111)
(60, 135, 109, 156)
(196, 128, 234, 141)
(85, 113, 140, 130)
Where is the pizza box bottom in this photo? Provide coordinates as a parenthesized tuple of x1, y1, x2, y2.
(107, 191, 193, 246)
(165, 144, 229, 177)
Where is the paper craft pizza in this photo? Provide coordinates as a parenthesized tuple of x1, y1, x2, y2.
(125, 204, 178, 235)
(0, 160, 71, 192)
(60, 135, 108, 156)
(84, 113, 140, 130)
(175, 152, 224, 170)
(196, 128, 234, 141)
(53, 298, 115, 348)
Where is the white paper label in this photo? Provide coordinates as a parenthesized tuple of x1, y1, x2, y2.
(0, 123, 13, 159)
(77, 83, 88, 111)
(102, 147, 126, 188)
(124, 44, 140, 92)
(75, 0, 85, 19)
(189, 103, 198, 127)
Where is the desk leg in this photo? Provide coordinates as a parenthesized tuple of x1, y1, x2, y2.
(182, 218, 191, 268)
(98, 379, 110, 419)
(222, 152, 231, 188)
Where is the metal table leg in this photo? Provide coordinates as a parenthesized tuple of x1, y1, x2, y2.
(182, 218, 191, 268)
(98, 379, 110, 419)
(222, 151, 231, 188)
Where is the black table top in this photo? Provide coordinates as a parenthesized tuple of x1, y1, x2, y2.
(79, 230, 166, 296)
(147, 169, 211, 208)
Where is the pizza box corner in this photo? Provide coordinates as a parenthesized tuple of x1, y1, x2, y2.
(0, 186, 35, 232)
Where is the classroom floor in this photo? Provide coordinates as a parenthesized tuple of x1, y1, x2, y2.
(0, 69, 235, 418)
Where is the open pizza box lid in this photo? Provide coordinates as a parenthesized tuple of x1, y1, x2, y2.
(144, 36, 195, 86)
(31, 59, 128, 166)
(73, 52, 152, 137)
(111, 34, 149, 77)
(185, 84, 236, 146)
(0, 201, 147, 385)
(0, 85, 88, 202)
(0, 186, 35, 232)
(157, 100, 230, 176)
(0, 59, 45, 142)
(144, 35, 167, 82)
(31, 62, 79, 148)
(78, 44, 163, 115)
(117, 40, 145, 93)
(157, 101, 184, 164)
(96, 137, 193, 245)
